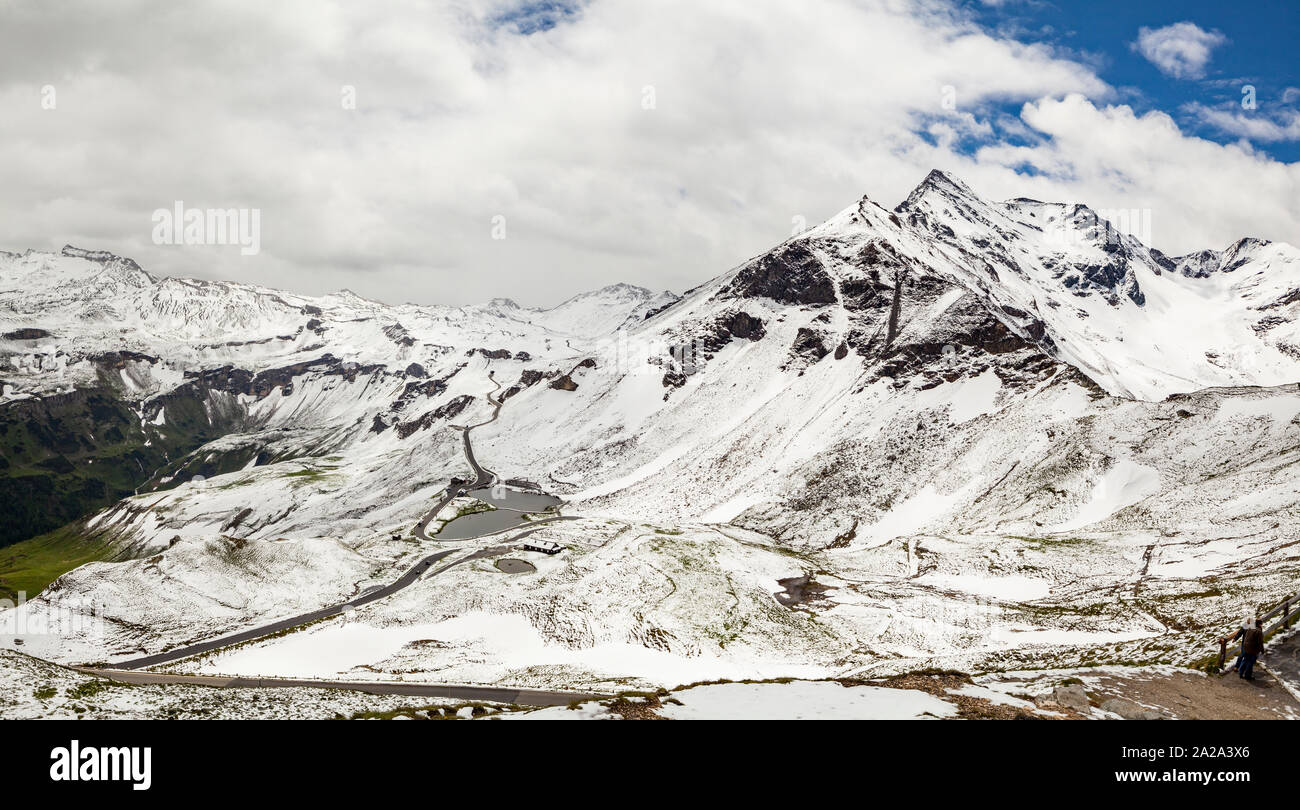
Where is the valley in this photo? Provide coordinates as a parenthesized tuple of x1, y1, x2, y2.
(3, 171, 1300, 716)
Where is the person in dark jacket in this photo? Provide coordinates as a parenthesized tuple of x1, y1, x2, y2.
(1238, 616, 1265, 681)
(1227, 617, 1251, 672)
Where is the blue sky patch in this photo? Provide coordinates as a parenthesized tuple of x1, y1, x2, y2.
(961, 0, 1300, 161)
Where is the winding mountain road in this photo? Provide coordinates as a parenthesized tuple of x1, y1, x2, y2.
(78, 668, 601, 707)
(106, 373, 568, 690)
(413, 373, 503, 541)
(109, 549, 460, 670)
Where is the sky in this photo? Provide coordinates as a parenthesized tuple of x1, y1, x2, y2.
(0, 0, 1297, 307)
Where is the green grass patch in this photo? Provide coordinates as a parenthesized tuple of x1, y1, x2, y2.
(282, 468, 329, 481)
(1013, 535, 1090, 550)
(0, 524, 115, 600)
(454, 500, 494, 518)
(66, 679, 111, 701)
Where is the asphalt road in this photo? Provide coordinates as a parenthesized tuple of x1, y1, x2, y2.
(108, 372, 568, 681)
(109, 549, 460, 670)
(413, 374, 503, 540)
(460, 373, 504, 486)
(76, 668, 602, 707)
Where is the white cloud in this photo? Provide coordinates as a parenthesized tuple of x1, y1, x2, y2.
(1188, 103, 1300, 143)
(0, 2, 1293, 307)
(964, 95, 1300, 255)
(1132, 22, 1227, 80)
(0, 0, 1108, 305)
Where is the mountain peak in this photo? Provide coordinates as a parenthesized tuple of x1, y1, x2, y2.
(897, 169, 983, 212)
(584, 282, 654, 298)
(59, 245, 155, 284)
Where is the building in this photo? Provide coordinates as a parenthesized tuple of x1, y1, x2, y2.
(522, 539, 563, 555)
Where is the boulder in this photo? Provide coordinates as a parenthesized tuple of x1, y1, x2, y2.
(1100, 697, 1165, 720)
(1051, 684, 1091, 712)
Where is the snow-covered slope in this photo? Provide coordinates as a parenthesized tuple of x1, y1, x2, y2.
(896, 171, 1300, 399)
(0, 246, 664, 404)
(3, 171, 1299, 694)
(522, 283, 680, 339)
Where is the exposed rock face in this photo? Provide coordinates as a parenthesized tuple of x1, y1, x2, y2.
(662, 371, 686, 389)
(394, 394, 473, 438)
(840, 269, 893, 311)
(546, 359, 594, 391)
(2, 328, 51, 341)
(1057, 243, 1147, 307)
(60, 245, 152, 281)
(431, 394, 473, 420)
(503, 368, 554, 400)
(518, 369, 550, 387)
(722, 241, 836, 305)
(89, 350, 160, 369)
(404, 362, 427, 378)
(790, 328, 830, 364)
(643, 299, 677, 321)
(722, 311, 765, 341)
(1173, 238, 1270, 278)
(393, 366, 461, 412)
(469, 348, 513, 360)
(383, 323, 416, 347)
(549, 374, 579, 391)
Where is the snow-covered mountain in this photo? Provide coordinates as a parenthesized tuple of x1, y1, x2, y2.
(895, 171, 1300, 400)
(521, 283, 680, 339)
(3, 171, 1299, 693)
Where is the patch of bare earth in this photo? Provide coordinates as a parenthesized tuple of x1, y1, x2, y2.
(602, 692, 672, 720)
(1082, 669, 1299, 720)
(866, 672, 1078, 720)
(592, 663, 1300, 720)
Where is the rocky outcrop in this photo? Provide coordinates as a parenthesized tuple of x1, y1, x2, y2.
(383, 323, 416, 347)
(789, 328, 830, 365)
(503, 368, 554, 400)
(469, 348, 513, 360)
(394, 394, 473, 439)
(549, 374, 579, 392)
(89, 350, 160, 369)
(2, 328, 51, 341)
(1056, 245, 1147, 307)
(721, 311, 765, 341)
(1051, 684, 1091, 712)
(1100, 697, 1166, 720)
(722, 241, 836, 305)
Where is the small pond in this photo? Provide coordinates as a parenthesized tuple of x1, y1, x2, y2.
(496, 558, 537, 574)
(467, 487, 562, 512)
(432, 486, 563, 541)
